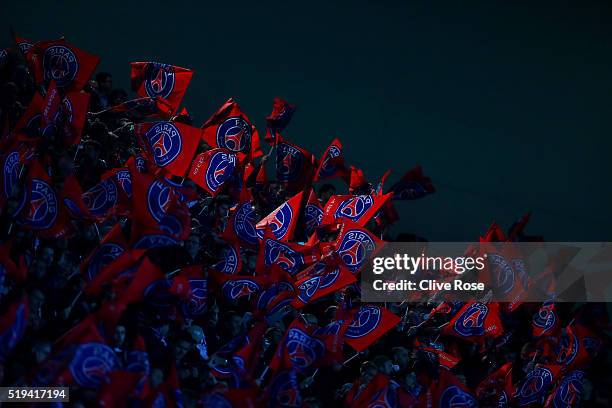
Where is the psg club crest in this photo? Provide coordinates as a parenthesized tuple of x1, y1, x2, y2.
(180, 279, 208, 317)
(518, 366, 554, 406)
(260, 202, 293, 240)
(216, 117, 252, 153)
(3, 151, 19, 198)
(552, 371, 584, 407)
(146, 180, 182, 236)
(533, 302, 556, 333)
(42, 45, 79, 87)
(206, 151, 236, 193)
(22, 179, 58, 229)
(144, 62, 176, 98)
(264, 239, 304, 275)
(439, 386, 478, 408)
(337, 230, 375, 272)
(145, 122, 182, 167)
(86, 243, 124, 281)
(69, 343, 121, 388)
(334, 196, 373, 222)
(454, 303, 488, 337)
(345, 306, 382, 339)
(319, 144, 341, 179)
(222, 279, 261, 300)
(276, 143, 303, 182)
(486, 253, 515, 295)
(286, 328, 325, 369)
(304, 204, 323, 235)
(233, 203, 259, 245)
(115, 169, 132, 198)
(297, 268, 340, 303)
(133, 234, 178, 249)
(269, 371, 301, 407)
(83, 179, 118, 217)
(213, 245, 240, 274)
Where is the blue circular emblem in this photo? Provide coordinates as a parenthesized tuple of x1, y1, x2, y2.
(345, 306, 381, 339)
(213, 245, 239, 274)
(337, 230, 375, 272)
(233, 202, 259, 245)
(18, 42, 33, 55)
(487, 253, 515, 295)
(262, 202, 293, 240)
(115, 169, 132, 198)
(3, 151, 19, 198)
(216, 117, 252, 153)
(133, 234, 178, 249)
(222, 279, 261, 300)
(205, 151, 236, 193)
(286, 328, 326, 369)
(21, 179, 58, 230)
(264, 239, 304, 276)
(180, 279, 208, 317)
(269, 371, 301, 407)
(296, 268, 339, 303)
(533, 302, 555, 333)
(82, 179, 118, 217)
(304, 204, 323, 236)
(69, 343, 121, 388)
(276, 143, 304, 182)
(144, 62, 176, 98)
(454, 303, 488, 337)
(439, 385, 478, 408)
(42, 45, 79, 88)
(518, 366, 554, 406)
(334, 195, 373, 222)
(552, 371, 584, 408)
(147, 180, 174, 221)
(145, 122, 182, 167)
(318, 145, 341, 179)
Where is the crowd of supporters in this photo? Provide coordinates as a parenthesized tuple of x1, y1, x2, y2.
(0, 35, 610, 407)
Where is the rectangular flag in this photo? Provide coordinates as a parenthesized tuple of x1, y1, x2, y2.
(130, 61, 193, 114)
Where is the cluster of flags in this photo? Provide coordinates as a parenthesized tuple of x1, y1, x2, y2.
(0, 33, 607, 408)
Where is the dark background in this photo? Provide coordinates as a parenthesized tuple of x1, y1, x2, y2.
(3, 0, 611, 241)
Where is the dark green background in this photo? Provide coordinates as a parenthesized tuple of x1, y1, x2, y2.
(3, 1, 611, 241)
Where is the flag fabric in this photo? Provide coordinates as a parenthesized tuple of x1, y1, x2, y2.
(82, 177, 120, 221)
(344, 305, 400, 352)
(475, 362, 514, 406)
(291, 261, 356, 309)
(221, 191, 260, 249)
(80, 223, 127, 282)
(130, 61, 193, 115)
(208, 270, 266, 302)
(556, 323, 601, 371)
(269, 319, 330, 372)
(314, 138, 346, 181)
(0, 296, 29, 363)
(303, 188, 323, 237)
(275, 136, 315, 190)
(265, 97, 296, 144)
(136, 121, 201, 178)
(388, 165, 435, 200)
(188, 148, 237, 196)
(101, 167, 132, 216)
(420, 368, 478, 408)
(41, 81, 91, 145)
(532, 301, 560, 338)
(60, 173, 94, 220)
(13, 92, 44, 138)
(544, 370, 585, 408)
(256, 190, 303, 241)
(322, 193, 392, 227)
(16, 160, 72, 238)
(266, 369, 302, 408)
(515, 365, 562, 407)
(26, 39, 100, 91)
(257, 228, 320, 276)
(442, 302, 504, 343)
(333, 221, 385, 274)
(201, 98, 262, 161)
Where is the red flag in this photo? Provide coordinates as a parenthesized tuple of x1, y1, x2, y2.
(322, 193, 392, 227)
(13, 92, 43, 138)
(314, 138, 346, 181)
(130, 61, 193, 115)
(265, 97, 296, 143)
(275, 136, 315, 190)
(136, 121, 201, 178)
(85, 249, 146, 296)
(101, 167, 133, 216)
(420, 367, 478, 408)
(188, 148, 237, 196)
(544, 370, 585, 408)
(414, 340, 461, 369)
(257, 228, 320, 276)
(208, 270, 266, 302)
(80, 223, 127, 281)
(232, 322, 267, 377)
(346, 165, 371, 193)
(82, 177, 120, 221)
(344, 305, 400, 352)
(388, 165, 435, 200)
(556, 323, 601, 371)
(201, 98, 262, 161)
(26, 39, 100, 91)
(304, 188, 323, 237)
(475, 362, 514, 405)
(98, 96, 173, 118)
(443, 302, 504, 343)
(270, 319, 335, 372)
(256, 190, 303, 241)
(515, 364, 562, 407)
(532, 301, 561, 338)
(221, 190, 259, 249)
(16, 160, 72, 238)
(291, 261, 356, 309)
